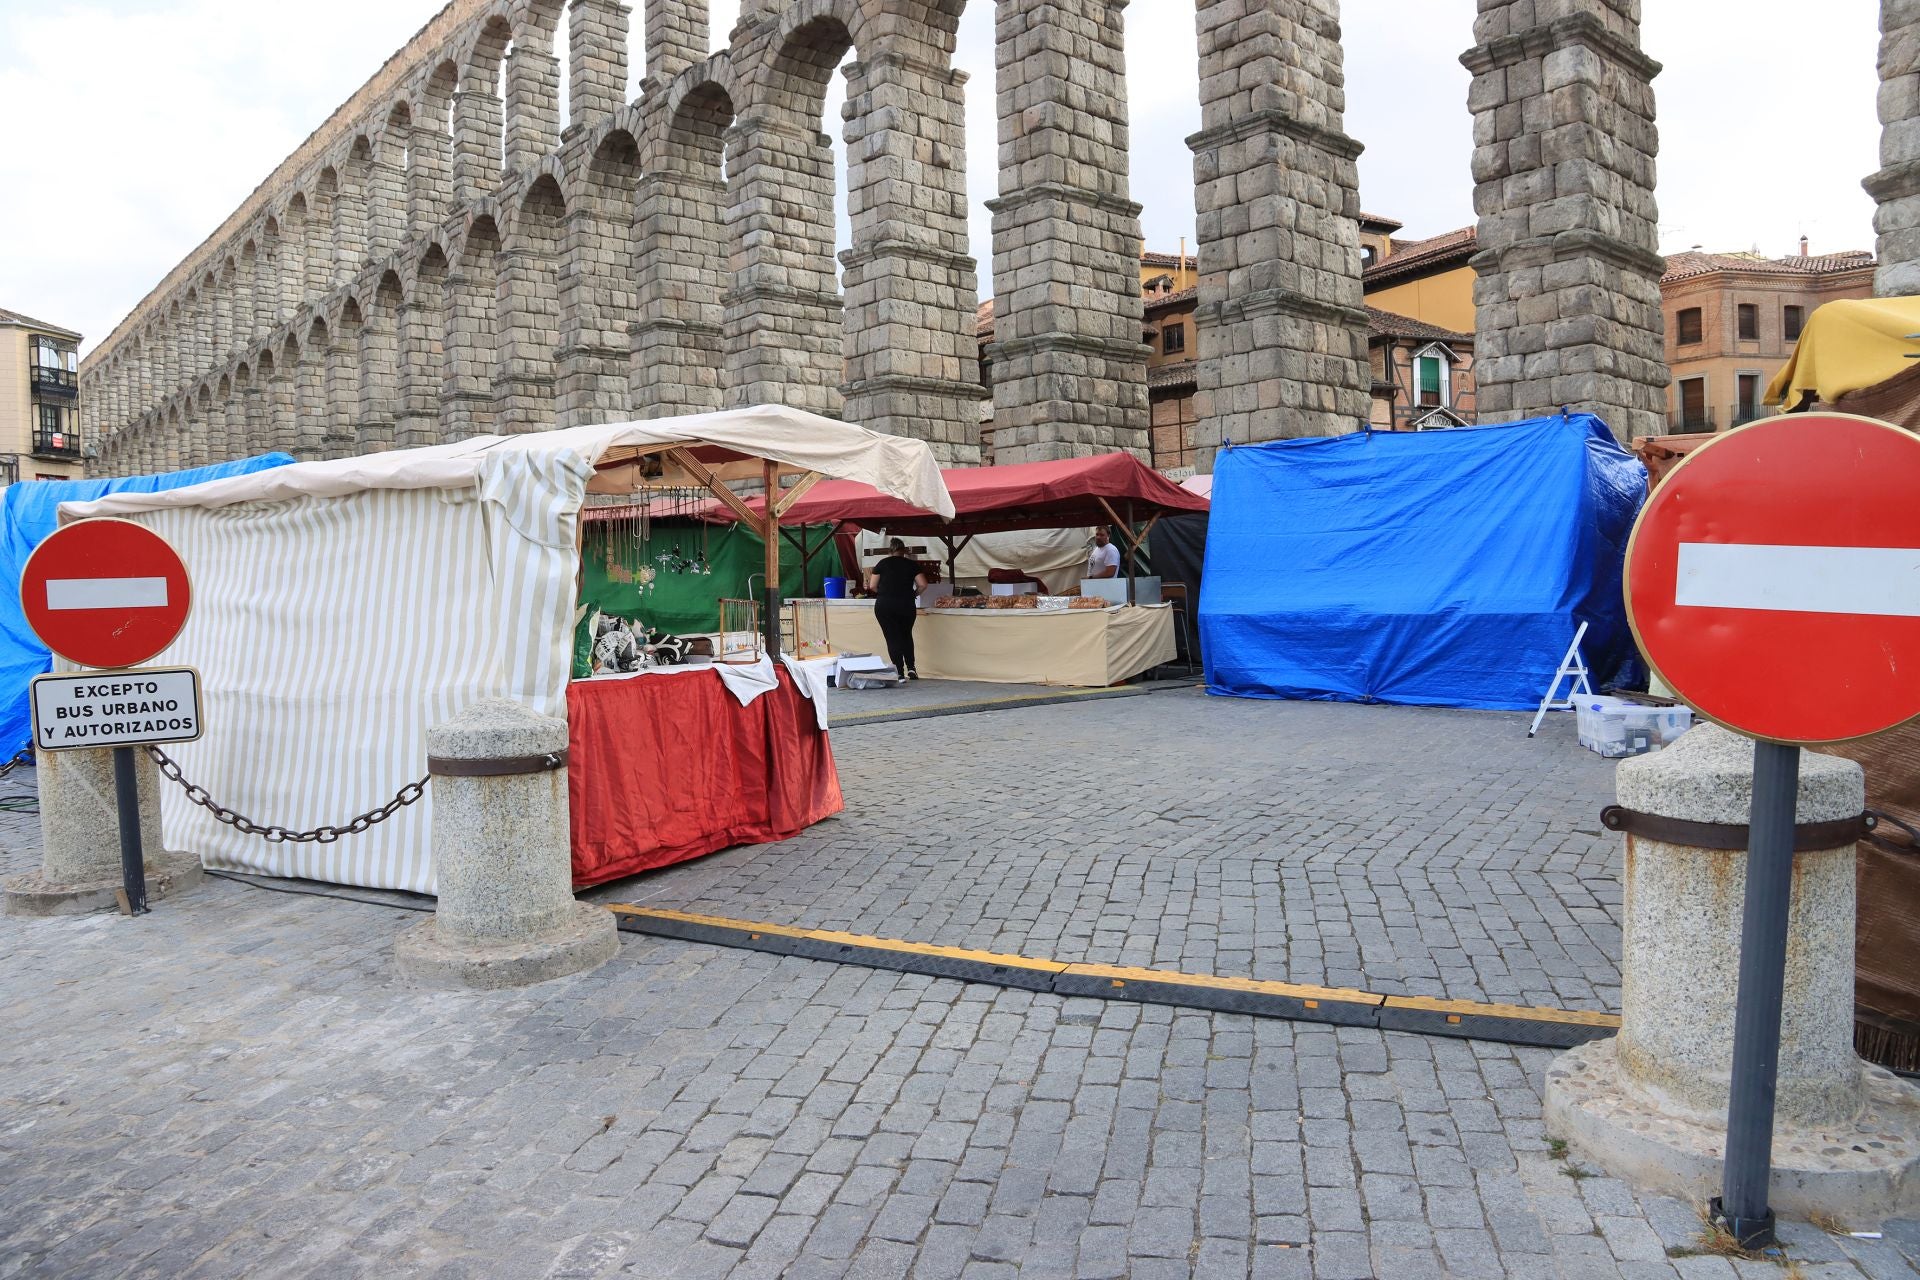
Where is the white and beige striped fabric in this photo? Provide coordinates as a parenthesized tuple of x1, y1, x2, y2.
(60, 408, 954, 893)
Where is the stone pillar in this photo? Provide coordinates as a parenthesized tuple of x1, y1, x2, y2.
(444, 257, 500, 439)
(2, 748, 201, 916)
(1189, 0, 1370, 465)
(205, 400, 230, 465)
(398, 287, 446, 450)
(558, 202, 632, 428)
(324, 338, 359, 458)
(987, 0, 1148, 463)
(367, 159, 407, 261)
(267, 358, 298, 455)
(395, 700, 618, 988)
(409, 114, 453, 240)
(632, 168, 726, 418)
(212, 284, 233, 363)
(840, 51, 984, 464)
(454, 86, 504, 203)
(505, 41, 562, 171)
(723, 114, 844, 416)
(1868, 0, 1920, 296)
(570, 0, 629, 124)
(238, 374, 267, 457)
(495, 242, 561, 432)
(295, 344, 327, 457)
(1462, 0, 1670, 443)
(1546, 725, 1920, 1224)
(643, 0, 707, 86)
(358, 303, 400, 451)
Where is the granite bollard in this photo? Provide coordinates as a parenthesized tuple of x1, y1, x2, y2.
(394, 699, 617, 988)
(2, 746, 201, 915)
(1545, 723, 1920, 1224)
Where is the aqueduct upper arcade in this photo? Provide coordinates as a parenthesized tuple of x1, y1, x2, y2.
(78, 1, 1920, 476)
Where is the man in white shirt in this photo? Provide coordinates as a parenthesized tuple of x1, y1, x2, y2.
(1086, 528, 1122, 579)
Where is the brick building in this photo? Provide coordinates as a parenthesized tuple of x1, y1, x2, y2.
(0, 309, 86, 486)
(1660, 244, 1876, 430)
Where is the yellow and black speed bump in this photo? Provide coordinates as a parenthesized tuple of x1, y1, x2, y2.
(1053, 963, 1382, 1028)
(606, 904, 1622, 1049)
(1377, 995, 1618, 1048)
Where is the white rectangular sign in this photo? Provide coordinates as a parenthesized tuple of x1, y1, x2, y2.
(44, 576, 170, 611)
(1676, 542, 1920, 617)
(30, 667, 203, 751)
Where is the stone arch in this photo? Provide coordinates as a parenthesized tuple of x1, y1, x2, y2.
(631, 77, 736, 418)
(446, 216, 501, 438)
(211, 375, 234, 463)
(334, 145, 373, 286)
(498, 177, 566, 432)
(456, 14, 514, 199)
(400, 245, 449, 449)
(371, 110, 411, 258)
(560, 127, 640, 427)
(358, 270, 405, 450)
(412, 61, 460, 236)
(507, 0, 565, 163)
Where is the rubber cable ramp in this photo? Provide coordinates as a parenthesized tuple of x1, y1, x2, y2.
(609, 905, 1619, 1049)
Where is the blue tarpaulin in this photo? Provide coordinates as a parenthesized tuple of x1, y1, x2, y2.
(1200, 414, 1645, 711)
(0, 454, 296, 759)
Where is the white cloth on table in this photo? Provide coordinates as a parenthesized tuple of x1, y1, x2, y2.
(585, 654, 829, 730)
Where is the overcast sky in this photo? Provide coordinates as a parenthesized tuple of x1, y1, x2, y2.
(0, 0, 1882, 357)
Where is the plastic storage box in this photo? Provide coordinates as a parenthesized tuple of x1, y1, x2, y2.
(1576, 697, 1694, 758)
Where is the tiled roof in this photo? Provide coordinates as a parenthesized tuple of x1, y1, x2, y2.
(0, 307, 81, 340)
(1659, 249, 1874, 283)
(1366, 305, 1471, 345)
(1140, 250, 1195, 269)
(1358, 211, 1404, 231)
(1362, 226, 1478, 287)
(976, 298, 994, 339)
(1144, 286, 1197, 314)
(1149, 363, 1198, 391)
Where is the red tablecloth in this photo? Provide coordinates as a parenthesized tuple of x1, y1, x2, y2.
(567, 667, 843, 887)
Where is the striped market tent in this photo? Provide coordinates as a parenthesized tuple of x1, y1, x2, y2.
(62, 407, 954, 893)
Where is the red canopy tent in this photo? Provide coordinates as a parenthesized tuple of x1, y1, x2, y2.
(735, 452, 1211, 587)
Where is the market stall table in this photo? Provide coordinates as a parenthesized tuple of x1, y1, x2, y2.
(567, 659, 840, 887)
(824, 598, 1174, 687)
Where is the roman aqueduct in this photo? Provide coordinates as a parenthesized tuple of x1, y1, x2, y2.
(77, 0, 1920, 475)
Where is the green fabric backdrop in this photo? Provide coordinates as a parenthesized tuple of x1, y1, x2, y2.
(581, 520, 839, 636)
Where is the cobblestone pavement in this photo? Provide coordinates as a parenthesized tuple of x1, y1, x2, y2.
(598, 688, 1626, 1013)
(2, 697, 1916, 1279)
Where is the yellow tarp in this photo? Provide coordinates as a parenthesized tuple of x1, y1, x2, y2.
(1766, 295, 1920, 407)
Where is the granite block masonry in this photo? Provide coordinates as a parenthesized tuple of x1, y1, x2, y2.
(1544, 723, 1920, 1226)
(2, 747, 200, 917)
(1869, 0, 1920, 295)
(395, 698, 617, 989)
(1462, 0, 1672, 443)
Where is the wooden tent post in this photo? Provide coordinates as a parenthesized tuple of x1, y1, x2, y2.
(763, 459, 782, 659)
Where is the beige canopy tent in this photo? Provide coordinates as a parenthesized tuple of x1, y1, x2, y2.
(60, 406, 954, 892)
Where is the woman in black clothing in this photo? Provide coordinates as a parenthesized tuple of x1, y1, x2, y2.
(866, 538, 928, 679)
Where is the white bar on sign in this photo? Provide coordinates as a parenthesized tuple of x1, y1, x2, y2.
(45, 576, 169, 611)
(1675, 542, 1920, 617)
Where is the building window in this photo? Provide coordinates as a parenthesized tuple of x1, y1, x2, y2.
(1412, 344, 1454, 409)
(1737, 304, 1759, 341)
(1737, 373, 1761, 425)
(1676, 308, 1702, 345)
(1678, 377, 1708, 430)
(1784, 305, 1804, 342)
(1361, 245, 1377, 267)
(38, 404, 62, 432)
(1161, 323, 1186, 355)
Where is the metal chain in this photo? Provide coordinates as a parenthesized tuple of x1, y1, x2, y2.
(145, 746, 429, 845)
(0, 747, 34, 778)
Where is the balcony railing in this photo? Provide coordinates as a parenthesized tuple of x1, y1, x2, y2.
(1728, 403, 1774, 428)
(1668, 408, 1715, 433)
(31, 428, 81, 459)
(29, 366, 77, 398)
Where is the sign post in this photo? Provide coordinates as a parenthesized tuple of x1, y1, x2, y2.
(19, 519, 199, 917)
(1623, 412, 1920, 1247)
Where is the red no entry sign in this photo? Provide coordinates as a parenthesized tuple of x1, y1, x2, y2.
(1625, 412, 1920, 744)
(20, 519, 192, 670)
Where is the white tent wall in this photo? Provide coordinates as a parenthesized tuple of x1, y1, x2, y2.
(64, 408, 954, 894)
(131, 448, 584, 892)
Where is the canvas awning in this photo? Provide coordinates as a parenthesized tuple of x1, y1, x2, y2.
(733, 451, 1208, 536)
(1766, 295, 1920, 409)
(64, 406, 955, 521)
